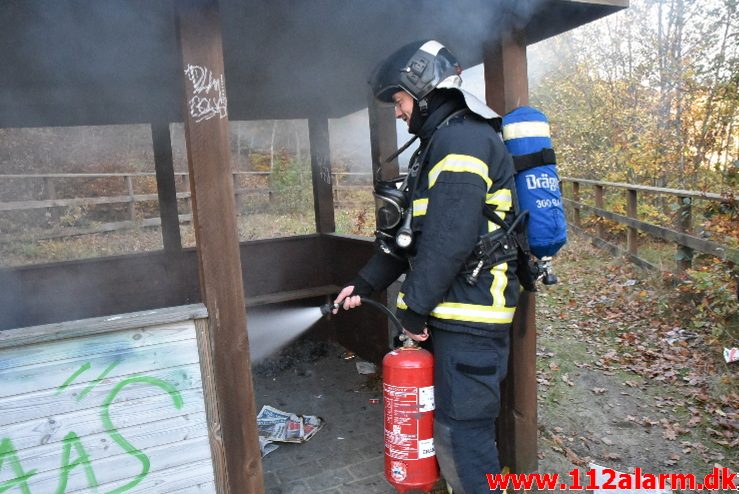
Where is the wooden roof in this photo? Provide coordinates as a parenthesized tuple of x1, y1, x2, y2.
(0, 0, 627, 128)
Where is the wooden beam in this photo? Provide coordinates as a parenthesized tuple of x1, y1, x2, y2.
(484, 28, 538, 474)
(484, 29, 529, 115)
(176, 1, 263, 493)
(368, 95, 399, 182)
(309, 116, 336, 233)
(152, 122, 183, 253)
(0, 304, 208, 349)
(368, 95, 400, 233)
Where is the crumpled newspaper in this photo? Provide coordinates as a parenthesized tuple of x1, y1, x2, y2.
(256, 405, 324, 457)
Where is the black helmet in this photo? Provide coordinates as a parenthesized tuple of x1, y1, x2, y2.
(369, 40, 462, 103)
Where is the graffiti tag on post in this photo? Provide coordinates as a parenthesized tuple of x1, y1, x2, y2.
(184, 64, 228, 123)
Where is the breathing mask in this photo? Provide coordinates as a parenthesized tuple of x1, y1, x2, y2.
(373, 177, 415, 253)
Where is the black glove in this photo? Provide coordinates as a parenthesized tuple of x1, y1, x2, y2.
(346, 275, 374, 298)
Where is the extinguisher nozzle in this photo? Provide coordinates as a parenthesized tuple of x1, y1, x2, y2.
(320, 302, 339, 317)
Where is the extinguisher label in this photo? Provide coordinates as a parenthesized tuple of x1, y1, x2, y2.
(384, 383, 435, 461)
(419, 385, 435, 412)
(384, 384, 419, 459)
(418, 438, 435, 459)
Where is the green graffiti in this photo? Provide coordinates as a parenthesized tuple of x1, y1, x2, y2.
(55, 363, 91, 395)
(100, 376, 183, 494)
(0, 438, 37, 494)
(55, 431, 98, 494)
(77, 360, 121, 402)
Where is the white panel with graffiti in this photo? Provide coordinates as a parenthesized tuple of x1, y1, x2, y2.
(0, 313, 217, 493)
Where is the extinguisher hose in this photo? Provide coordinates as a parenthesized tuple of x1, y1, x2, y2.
(321, 296, 405, 335)
(357, 296, 405, 335)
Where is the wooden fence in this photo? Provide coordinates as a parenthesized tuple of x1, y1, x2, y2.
(0, 171, 373, 242)
(561, 177, 738, 272)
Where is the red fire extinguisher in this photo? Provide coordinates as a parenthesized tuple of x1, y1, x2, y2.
(383, 337, 439, 493)
(320, 298, 440, 492)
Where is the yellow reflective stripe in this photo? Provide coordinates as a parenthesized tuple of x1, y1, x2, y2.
(502, 121, 550, 141)
(486, 189, 512, 210)
(487, 210, 507, 232)
(485, 189, 512, 231)
(412, 198, 428, 217)
(397, 293, 516, 324)
(490, 262, 509, 308)
(428, 154, 491, 189)
(431, 302, 515, 324)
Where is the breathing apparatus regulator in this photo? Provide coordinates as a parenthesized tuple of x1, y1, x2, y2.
(374, 176, 414, 253)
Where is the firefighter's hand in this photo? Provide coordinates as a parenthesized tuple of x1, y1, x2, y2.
(334, 285, 361, 313)
(403, 327, 429, 342)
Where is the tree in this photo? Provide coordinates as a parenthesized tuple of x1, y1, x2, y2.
(530, 0, 738, 191)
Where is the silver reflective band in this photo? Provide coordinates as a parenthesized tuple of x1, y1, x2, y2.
(419, 40, 444, 56)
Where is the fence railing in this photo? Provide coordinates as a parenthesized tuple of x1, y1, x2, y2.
(0, 171, 374, 242)
(4, 173, 736, 271)
(331, 172, 373, 207)
(561, 177, 738, 272)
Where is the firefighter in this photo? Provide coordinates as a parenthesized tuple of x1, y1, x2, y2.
(334, 40, 520, 493)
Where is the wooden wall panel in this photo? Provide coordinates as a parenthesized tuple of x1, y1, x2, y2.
(324, 234, 389, 364)
(0, 307, 217, 493)
(0, 235, 370, 332)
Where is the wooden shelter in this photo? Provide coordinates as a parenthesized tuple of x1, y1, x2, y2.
(0, 1, 627, 492)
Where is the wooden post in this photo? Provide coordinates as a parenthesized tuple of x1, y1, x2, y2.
(366, 93, 398, 345)
(676, 196, 693, 273)
(152, 122, 183, 253)
(333, 172, 340, 205)
(368, 94, 400, 234)
(484, 29, 529, 115)
(43, 176, 59, 223)
(595, 184, 605, 239)
(572, 181, 582, 228)
(176, 1, 264, 493)
(125, 175, 135, 221)
(182, 174, 192, 213)
(626, 188, 638, 256)
(368, 95, 400, 182)
(232, 172, 241, 213)
(484, 28, 537, 475)
(308, 116, 335, 233)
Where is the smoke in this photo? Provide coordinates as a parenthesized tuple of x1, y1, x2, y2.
(0, 0, 179, 128)
(246, 306, 325, 364)
(0, 0, 558, 326)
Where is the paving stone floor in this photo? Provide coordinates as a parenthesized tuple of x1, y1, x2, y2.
(253, 337, 398, 494)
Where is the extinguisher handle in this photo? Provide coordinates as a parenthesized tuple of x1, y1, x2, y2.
(397, 333, 419, 348)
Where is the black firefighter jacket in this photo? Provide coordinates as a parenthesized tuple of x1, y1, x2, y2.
(357, 111, 520, 336)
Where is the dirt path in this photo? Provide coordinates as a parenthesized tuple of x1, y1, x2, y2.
(533, 236, 737, 491)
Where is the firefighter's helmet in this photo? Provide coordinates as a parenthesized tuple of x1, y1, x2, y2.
(369, 40, 500, 122)
(369, 40, 462, 103)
